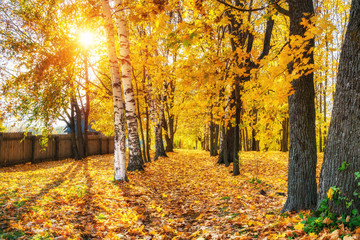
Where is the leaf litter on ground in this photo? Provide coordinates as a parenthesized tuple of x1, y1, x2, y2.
(1, 149, 358, 239)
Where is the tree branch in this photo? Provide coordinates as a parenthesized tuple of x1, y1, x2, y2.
(216, 0, 266, 12)
(271, 1, 290, 16)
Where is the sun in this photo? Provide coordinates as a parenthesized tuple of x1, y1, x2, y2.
(79, 31, 95, 48)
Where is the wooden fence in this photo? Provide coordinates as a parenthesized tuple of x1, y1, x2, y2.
(0, 132, 114, 167)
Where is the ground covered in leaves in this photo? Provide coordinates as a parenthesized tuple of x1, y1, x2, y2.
(0, 150, 355, 239)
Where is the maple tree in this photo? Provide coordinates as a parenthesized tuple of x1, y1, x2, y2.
(318, 0, 360, 216)
(279, 0, 318, 212)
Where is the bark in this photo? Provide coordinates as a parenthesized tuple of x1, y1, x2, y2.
(318, 0, 360, 215)
(74, 99, 85, 160)
(70, 98, 80, 160)
(142, 66, 151, 163)
(163, 73, 176, 152)
(233, 75, 241, 176)
(149, 78, 167, 161)
(145, 102, 151, 163)
(209, 110, 218, 156)
(281, 0, 317, 212)
(214, 124, 219, 153)
(323, 34, 329, 149)
(218, 0, 247, 168)
(318, 81, 323, 152)
(251, 109, 260, 151)
(245, 127, 250, 151)
(155, 80, 168, 160)
(101, 0, 127, 181)
(163, 104, 175, 152)
(154, 124, 166, 160)
(280, 118, 289, 152)
(204, 124, 210, 151)
(83, 55, 90, 157)
(114, 0, 144, 171)
(218, 122, 234, 167)
(217, 125, 226, 163)
(134, 70, 147, 163)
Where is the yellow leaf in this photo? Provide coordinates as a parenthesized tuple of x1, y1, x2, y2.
(195, 214, 203, 220)
(309, 232, 317, 237)
(327, 188, 334, 200)
(294, 223, 304, 230)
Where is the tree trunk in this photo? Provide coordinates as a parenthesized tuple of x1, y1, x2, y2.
(209, 110, 218, 156)
(154, 124, 166, 160)
(323, 34, 328, 149)
(318, 0, 360, 215)
(214, 124, 219, 153)
(281, 118, 289, 152)
(164, 74, 176, 152)
(163, 113, 175, 152)
(101, 0, 127, 181)
(245, 127, 250, 151)
(218, 123, 234, 167)
(145, 104, 151, 163)
(74, 99, 85, 160)
(70, 98, 80, 160)
(83, 55, 90, 157)
(204, 124, 210, 151)
(217, 0, 246, 168)
(281, 0, 317, 212)
(217, 125, 225, 161)
(142, 66, 151, 163)
(251, 110, 260, 151)
(152, 80, 168, 160)
(114, 0, 144, 171)
(318, 81, 323, 152)
(134, 73, 147, 163)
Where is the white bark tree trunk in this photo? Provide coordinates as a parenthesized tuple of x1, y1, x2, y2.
(101, 0, 127, 181)
(113, 0, 144, 171)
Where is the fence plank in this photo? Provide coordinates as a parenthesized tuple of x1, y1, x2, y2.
(0, 133, 114, 167)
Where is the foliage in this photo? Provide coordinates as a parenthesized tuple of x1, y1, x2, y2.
(300, 173, 360, 238)
(0, 0, 351, 152)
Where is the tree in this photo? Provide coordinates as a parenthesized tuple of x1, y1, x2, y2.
(217, 0, 249, 173)
(318, 0, 360, 215)
(280, 0, 318, 212)
(113, 0, 144, 171)
(101, 0, 128, 181)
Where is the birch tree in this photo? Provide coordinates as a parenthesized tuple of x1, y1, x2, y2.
(101, 0, 127, 181)
(113, 0, 144, 171)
